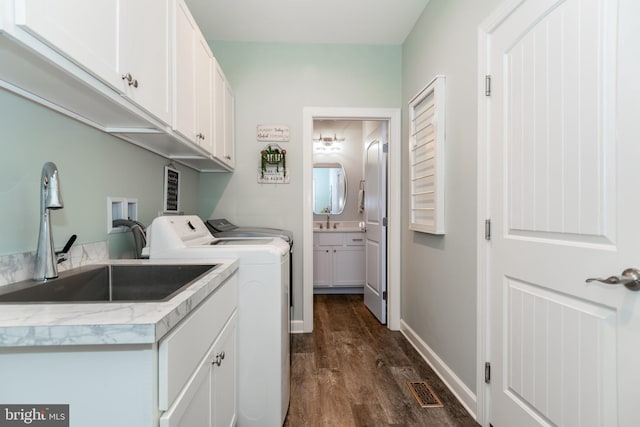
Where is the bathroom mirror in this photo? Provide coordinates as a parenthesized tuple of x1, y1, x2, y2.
(313, 163, 347, 215)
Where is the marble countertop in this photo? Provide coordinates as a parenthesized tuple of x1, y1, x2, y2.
(0, 258, 238, 348)
(313, 227, 364, 233)
(313, 220, 365, 233)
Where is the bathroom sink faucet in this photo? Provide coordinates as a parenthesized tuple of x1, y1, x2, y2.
(34, 162, 64, 281)
(326, 214, 330, 229)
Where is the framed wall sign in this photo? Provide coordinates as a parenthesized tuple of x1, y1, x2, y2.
(257, 124, 290, 142)
(163, 165, 180, 213)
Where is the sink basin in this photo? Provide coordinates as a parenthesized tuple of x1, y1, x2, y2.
(0, 264, 218, 303)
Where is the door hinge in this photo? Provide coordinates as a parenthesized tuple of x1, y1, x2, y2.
(382, 291, 387, 301)
(484, 219, 491, 241)
(485, 75, 492, 96)
(383, 143, 389, 153)
(382, 217, 388, 227)
(485, 362, 491, 384)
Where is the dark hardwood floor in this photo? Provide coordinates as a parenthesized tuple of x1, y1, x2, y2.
(284, 294, 480, 427)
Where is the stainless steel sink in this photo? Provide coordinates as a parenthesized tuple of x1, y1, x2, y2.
(0, 264, 218, 303)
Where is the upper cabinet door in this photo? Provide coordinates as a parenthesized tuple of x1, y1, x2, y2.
(195, 35, 214, 154)
(15, 0, 121, 89)
(119, 0, 171, 124)
(173, 0, 197, 142)
(213, 60, 235, 169)
(223, 79, 235, 168)
(16, 0, 171, 125)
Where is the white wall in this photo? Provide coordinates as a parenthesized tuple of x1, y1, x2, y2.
(401, 0, 502, 393)
(198, 42, 401, 322)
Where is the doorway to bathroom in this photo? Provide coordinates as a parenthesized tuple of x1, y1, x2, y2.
(301, 107, 401, 333)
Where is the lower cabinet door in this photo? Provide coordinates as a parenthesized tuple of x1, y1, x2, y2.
(159, 357, 211, 427)
(160, 312, 237, 427)
(211, 313, 238, 427)
(333, 246, 365, 286)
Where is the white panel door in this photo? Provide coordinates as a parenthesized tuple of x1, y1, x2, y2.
(484, 0, 640, 426)
(364, 123, 388, 324)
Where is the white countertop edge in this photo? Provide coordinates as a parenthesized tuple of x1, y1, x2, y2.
(313, 228, 365, 233)
(0, 258, 239, 348)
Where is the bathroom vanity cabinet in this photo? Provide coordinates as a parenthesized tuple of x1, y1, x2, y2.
(313, 231, 365, 291)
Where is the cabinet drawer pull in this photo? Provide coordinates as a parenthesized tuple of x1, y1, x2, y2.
(351, 238, 363, 242)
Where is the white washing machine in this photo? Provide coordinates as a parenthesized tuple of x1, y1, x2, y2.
(145, 215, 290, 426)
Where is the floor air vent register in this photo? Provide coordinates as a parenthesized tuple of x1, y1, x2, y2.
(407, 381, 443, 408)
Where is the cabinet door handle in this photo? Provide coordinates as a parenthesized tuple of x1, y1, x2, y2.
(325, 250, 329, 253)
(121, 73, 139, 88)
(333, 249, 337, 253)
(212, 351, 226, 367)
(351, 238, 363, 242)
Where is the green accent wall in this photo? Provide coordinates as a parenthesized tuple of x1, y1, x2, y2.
(198, 41, 402, 322)
(0, 89, 199, 258)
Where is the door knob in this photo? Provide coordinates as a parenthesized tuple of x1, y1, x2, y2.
(586, 268, 640, 291)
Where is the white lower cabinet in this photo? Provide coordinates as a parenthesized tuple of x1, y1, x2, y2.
(159, 313, 237, 427)
(0, 271, 238, 427)
(159, 273, 238, 427)
(313, 232, 365, 289)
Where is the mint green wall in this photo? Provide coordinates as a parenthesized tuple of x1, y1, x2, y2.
(198, 42, 402, 321)
(401, 0, 502, 392)
(0, 89, 199, 258)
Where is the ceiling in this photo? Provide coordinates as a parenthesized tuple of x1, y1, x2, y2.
(184, 0, 430, 45)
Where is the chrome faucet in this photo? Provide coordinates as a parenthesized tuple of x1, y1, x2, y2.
(34, 162, 64, 281)
(326, 214, 330, 229)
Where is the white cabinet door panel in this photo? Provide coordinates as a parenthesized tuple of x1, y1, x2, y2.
(16, 0, 121, 89)
(120, 0, 171, 123)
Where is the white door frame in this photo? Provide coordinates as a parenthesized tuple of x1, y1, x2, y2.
(476, 3, 507, 424)
(301, 107, 401, 333)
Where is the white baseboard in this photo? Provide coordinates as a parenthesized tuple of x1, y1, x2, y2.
(290, 319, 305, 334)
(400, 319, 477, 420)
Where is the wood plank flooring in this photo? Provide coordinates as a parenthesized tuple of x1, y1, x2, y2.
(284, 294, 480, 427)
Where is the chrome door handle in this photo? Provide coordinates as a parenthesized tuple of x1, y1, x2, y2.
(586, 268, 640, 291)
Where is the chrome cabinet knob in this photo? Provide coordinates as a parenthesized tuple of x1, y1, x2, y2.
(586, 268, 640, 291)
(213, 351, 226, 366)
(121, 73, 138, 88)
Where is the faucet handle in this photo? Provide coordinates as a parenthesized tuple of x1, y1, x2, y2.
(56, 234, 77, 264)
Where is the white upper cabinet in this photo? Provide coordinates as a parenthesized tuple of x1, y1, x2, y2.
(173, 0, 217, 157)
(15, 0, 121, 88)
(15, 0, 171, 124)
(213, 60, 235, 169)
(119, 1, 171, 123)
(195, 36, 214, 155)
(173, 0, 197, 142)
(1, 0, 233, 171)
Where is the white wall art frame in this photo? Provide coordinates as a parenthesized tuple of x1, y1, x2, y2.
(408, 75, 446, 234)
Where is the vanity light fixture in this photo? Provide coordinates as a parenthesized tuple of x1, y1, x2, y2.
(313, 133, 345, 152)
